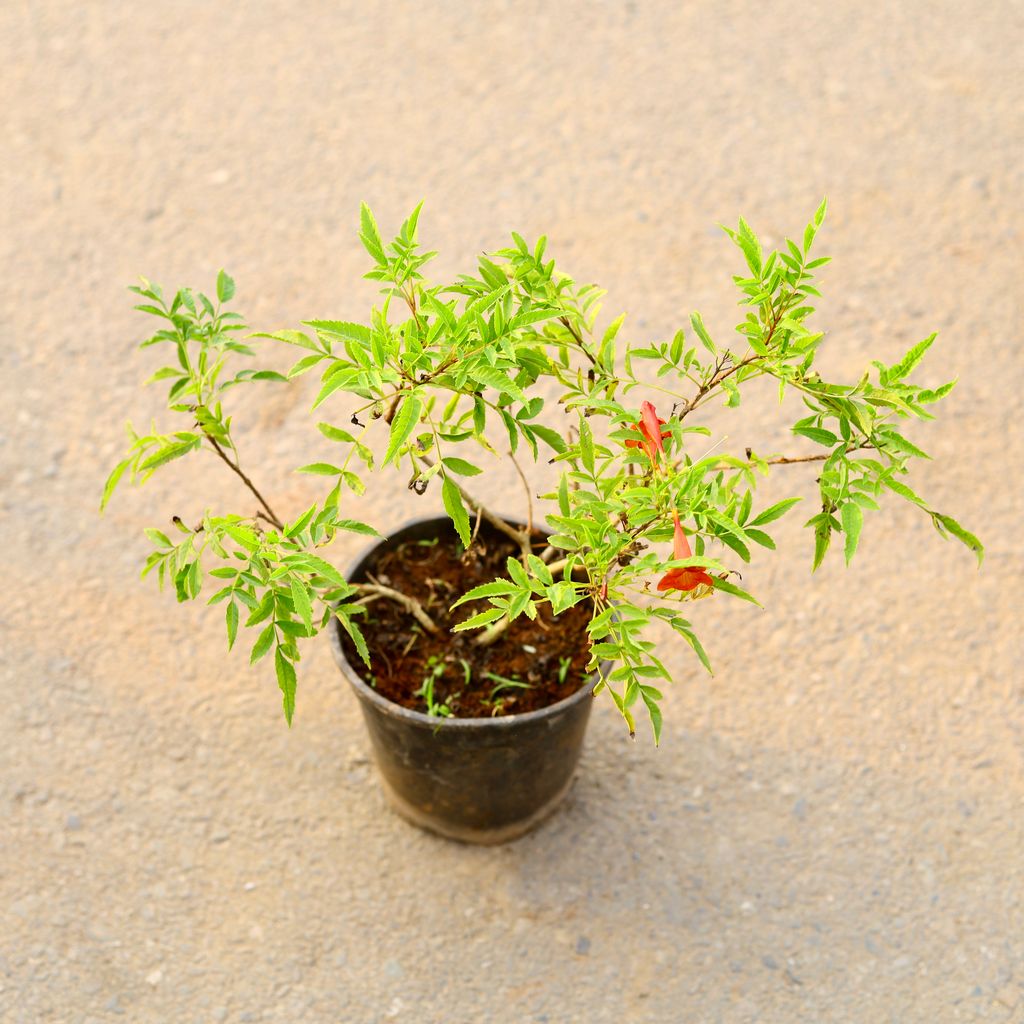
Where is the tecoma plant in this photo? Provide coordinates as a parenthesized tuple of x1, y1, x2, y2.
(102, 200, 982, 741)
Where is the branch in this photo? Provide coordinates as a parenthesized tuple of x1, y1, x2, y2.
(350, 582, 439, 634)
(206, 437, 284, 529)
(421, 454, 533, 560)
(764, 453, 830, 465)
(677, 296, 796, 421)
(737, 441, 873, 467)
(559, 316, 597, 366)
(508, 449, 534, 537)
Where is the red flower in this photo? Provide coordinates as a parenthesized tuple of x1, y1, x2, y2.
(657, 512, 714, 594)
(626, 401, 671, 463)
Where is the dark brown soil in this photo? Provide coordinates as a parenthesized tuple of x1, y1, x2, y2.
(336, 523, 594, 718)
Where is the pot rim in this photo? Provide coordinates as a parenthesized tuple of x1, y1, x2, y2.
(328, 513, 600, 731)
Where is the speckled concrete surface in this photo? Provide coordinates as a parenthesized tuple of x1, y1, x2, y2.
(2, 3, 1022, 1022)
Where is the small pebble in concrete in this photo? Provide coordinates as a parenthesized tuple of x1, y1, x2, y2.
(576, 936, 591, 955)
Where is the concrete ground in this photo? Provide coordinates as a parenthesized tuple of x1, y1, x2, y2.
(2, 2, 1022, 1021)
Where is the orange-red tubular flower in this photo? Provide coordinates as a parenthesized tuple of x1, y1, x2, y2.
(657, 512, 714, 594)
(625, 401, 671, 463)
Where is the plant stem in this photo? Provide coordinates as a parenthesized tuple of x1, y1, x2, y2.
(508, 449, 534, 537)
(421, 454, 533, 560)
(678, 296, 795, 421)
(206, 437, 284, 529)
(351, 582, 439, 634)
(558, 316, 597, 366)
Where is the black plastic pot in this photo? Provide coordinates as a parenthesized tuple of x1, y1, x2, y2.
(328, 515, 599, 845)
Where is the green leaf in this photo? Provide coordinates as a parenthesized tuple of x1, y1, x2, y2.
(336, 608, 370, 667)
(527, 554, 553, 585)
(598, 313, 625, 368)
(745, 528, 776, 549)
(792, 425, 839, 446)
(100, 458, 131, 511)
(334, 519, 380, 536)
(640, 690, 663, 746)
(340, 470, 365, 495)
(317, 422, 357, 444)
(139, 438, 199, 472)
(452, 607, 505, 632)
(841, 501, 863, 565)
(690, 312, 715, 354)
(442, 456, 483, 477)
(506, 557, 529, 588)
(285, 503, 318, 538)
(812, 520, 831, 571)
(290, 579, 313, 633)
(467, 364, 525, 403)
(735, 217, 763, 275)
(558, 475, 570, 516)
(880, 430, 930, 460)
(681, 628, 713, 675)
(884, 476, 926, 506)
(359, 202, 386, 265)
(530, 423, 567, 454)
(917, 379, 957, 405)
(451, 579, 517, 608)
(304, 320, 373, 345)
(382, 393, 422, 467)
(579, 418, 594, 473)
(216, 269, 235, 304)
(312, 368, 363, 410)
(441, 477, 471, 548)
(296, 462, 342, 476)
(933, 513, 984, 566)
(711, 577, 762, 607)
(250, 624, 276, 664)
(286, 554, 347, 588)
(246, 591, 275, 626)
(225, 601, 239, 650)
(275, 647, 297, 726)
(221, 522, 260, 551)
(890, 333, 936, 381)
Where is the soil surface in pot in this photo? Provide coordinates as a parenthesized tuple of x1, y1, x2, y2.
(337, 523, 594, 718)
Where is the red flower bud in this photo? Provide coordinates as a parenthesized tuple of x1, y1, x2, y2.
(657, 511, 714, 594)
(625, 401, 671, 463)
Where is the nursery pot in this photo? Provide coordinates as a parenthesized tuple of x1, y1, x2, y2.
(328, 515, 599, 845)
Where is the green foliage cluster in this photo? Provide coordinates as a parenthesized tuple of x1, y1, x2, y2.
(103, 202, 981, 740)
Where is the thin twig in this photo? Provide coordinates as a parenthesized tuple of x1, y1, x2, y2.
(559, 316, 597, 365)
(678, 296, 796, 422)
(206, 436, 284, 529)
(470, 506, 483, 547)
(350, 582, 439, 634)
(508, 449, 534, 537)
(731, 441, 873, 468)
(765, 453, 830, 465)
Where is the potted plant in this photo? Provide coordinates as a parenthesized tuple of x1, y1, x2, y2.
(101, 201, 982, 842)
